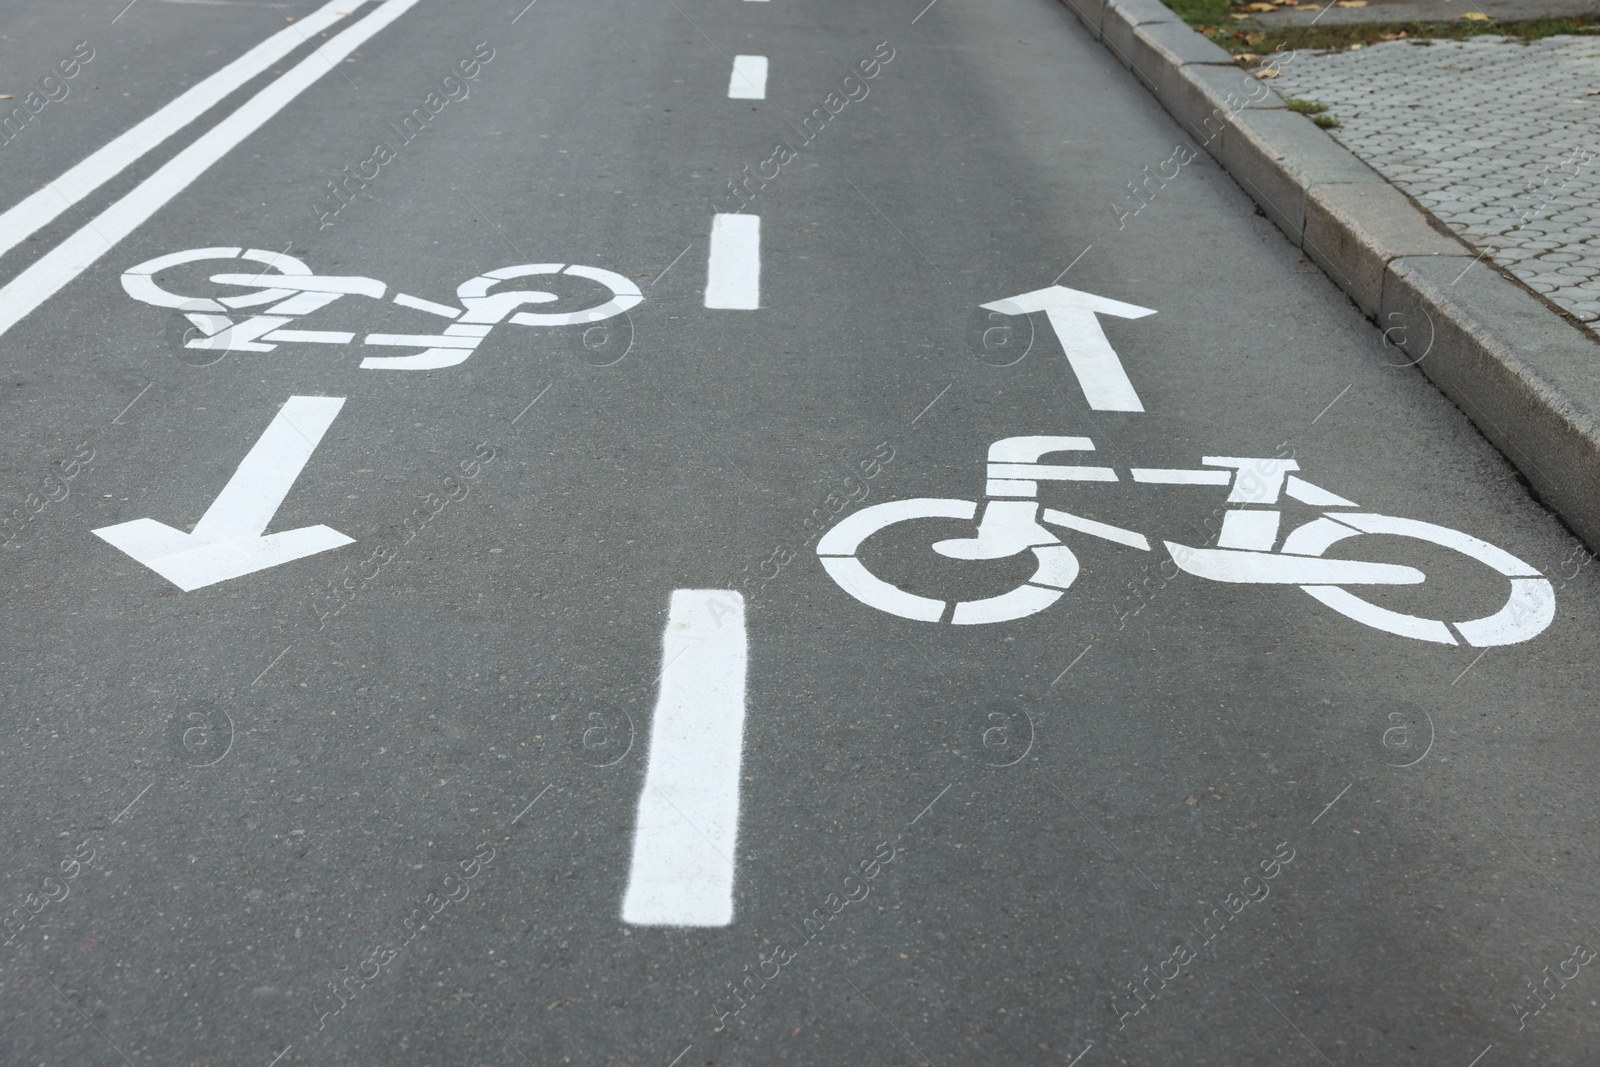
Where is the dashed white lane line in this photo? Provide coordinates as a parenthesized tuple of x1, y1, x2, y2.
(0, 0, 354, 265)
(728, 55, 768, 99)
(703, 213, 760, 310)
(622, 591, 748, 927)
(0, 0, 425, 342)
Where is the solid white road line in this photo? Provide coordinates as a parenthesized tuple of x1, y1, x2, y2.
(0, 0, 355, 264)
(728, 55, 768, 99)
(703, 213, 760, 310)
(0, 0, 425, 342)
(622, 591, 748, 927)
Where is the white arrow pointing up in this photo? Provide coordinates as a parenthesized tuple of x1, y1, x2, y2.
(94, 396, 353, 591)
(981, 285, 1156, 411)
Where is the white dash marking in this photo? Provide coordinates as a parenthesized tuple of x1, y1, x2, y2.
(666, 1045, 693, 1067)
(1465, 1044, 1493, 1067)
(265, 1045, 294, 1067)
(728, 55, 768, 99)
(623, 591, 748, 927)
(704, 214, 760, 310)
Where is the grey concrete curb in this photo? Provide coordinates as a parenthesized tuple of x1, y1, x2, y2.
(1058, 0, 1600, 551)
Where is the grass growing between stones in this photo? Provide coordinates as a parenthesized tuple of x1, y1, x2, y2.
(1163, 0, 1600, 57)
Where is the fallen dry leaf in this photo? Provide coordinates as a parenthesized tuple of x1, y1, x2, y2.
(1335, 0, 1368, 6)
(1237, 52, 1262, 62)
(1256, 68, 1284, 78)
(1242, 2, 1278, 11)
(1460, 11, 1491, 19)
(0, 94, 12, 100)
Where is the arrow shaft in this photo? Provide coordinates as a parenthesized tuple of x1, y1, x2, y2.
(1040, 307, 1144, 412)
(191, 396, 345, 541)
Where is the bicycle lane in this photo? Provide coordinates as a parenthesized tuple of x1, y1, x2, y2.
(0, 0, 937, 1063)
(0, 2, 652, 1063)
(596, 1, 1600, 1066)
(0, 1, 1597, 1067)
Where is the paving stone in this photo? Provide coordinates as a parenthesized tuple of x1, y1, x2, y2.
(1276, 34, 1600, 335)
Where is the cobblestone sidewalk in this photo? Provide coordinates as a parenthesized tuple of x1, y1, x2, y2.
(1272, 34, 1600, 328)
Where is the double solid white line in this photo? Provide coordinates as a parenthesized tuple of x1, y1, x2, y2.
(0, 0, 424, 341)
(0, 0, 355, 264)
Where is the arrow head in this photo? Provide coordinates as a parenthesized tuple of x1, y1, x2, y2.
(979, 287, 1153, 411)
(93, 395, 352, 591)
(981, 285, 1156, 321)
(94, 520, 353, 592)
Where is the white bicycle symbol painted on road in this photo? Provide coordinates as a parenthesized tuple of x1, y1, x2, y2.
(817, 436, 1554, 646)
(121, 246, 642, 370)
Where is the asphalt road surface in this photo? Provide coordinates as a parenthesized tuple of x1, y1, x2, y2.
(2, 1, 1598, 1065)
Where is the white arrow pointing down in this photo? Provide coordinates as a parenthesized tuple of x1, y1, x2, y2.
(94, 396, 352, 591)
